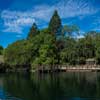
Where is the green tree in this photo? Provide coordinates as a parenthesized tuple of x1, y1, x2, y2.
(60, 37, 77, 65)
(48, 10, 62, 37)
(27, 23, 39, 39)
(4, 40, 31, 68)
(4, 10, 100, 71)
(84, 32, 96, 58)
(0, 46, 3, 55)
(62, 25, 79, 37)
(32, 30, 57, 70)
(95, 33, 100, 64)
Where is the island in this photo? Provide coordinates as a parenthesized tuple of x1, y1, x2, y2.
(0, 10, 100, 73)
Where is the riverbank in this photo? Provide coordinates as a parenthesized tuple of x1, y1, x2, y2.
(0, 63, 100, 73)
(31, 65, 100, 73)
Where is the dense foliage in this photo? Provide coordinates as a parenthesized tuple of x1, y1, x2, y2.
(49, 10, 62, 36)
(27, 23, 40, 39)
(4, 10, 100, 70)
(0, 46, 3, 55)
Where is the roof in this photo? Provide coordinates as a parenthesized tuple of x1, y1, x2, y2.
(86, 58, 96, 62)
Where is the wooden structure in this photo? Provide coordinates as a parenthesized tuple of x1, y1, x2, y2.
(86, 58, 96, 65)
(34, 64, 100, 73)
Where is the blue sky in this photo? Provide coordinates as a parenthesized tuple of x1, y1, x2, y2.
(0, 0, 100, 48)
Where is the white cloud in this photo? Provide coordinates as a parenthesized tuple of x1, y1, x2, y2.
(77, 35, 84, 39)
(0, 0, 99, 33)
(55, 0, 98, 18)
(3, 26, 22, 33)
(1, 10, 35, 33)
(31, 0, 98, 19)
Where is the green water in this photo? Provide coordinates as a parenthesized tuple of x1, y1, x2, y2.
(0, 72, 100, 100)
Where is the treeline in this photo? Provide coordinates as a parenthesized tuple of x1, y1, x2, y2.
(4, 10, 100, 70)
(0, 45, 5, 72)
(0, 46, 3, 55)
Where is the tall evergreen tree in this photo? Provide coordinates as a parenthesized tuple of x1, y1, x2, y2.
(48, 10, 62, 36)
(27, 23, 39, 39)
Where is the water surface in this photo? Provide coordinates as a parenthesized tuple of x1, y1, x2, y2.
(0, 72, 100, 100)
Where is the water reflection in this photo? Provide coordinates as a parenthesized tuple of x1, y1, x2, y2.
(0, 72, 100, 100)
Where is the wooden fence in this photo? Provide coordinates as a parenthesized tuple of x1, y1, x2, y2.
(34, 64, 100, 72)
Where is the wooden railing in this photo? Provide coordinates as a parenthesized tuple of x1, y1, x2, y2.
(34, 64, 100, 72)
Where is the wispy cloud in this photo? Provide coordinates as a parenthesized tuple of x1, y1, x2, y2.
(56, 0, 98, 18)
(1, 10, 35, 33)
(0, 0, 99, 33)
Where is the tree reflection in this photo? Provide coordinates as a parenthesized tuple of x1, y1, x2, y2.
(2, 72, 100, 100)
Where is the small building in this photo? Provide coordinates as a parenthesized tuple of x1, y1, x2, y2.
(86, 58, 96, 65)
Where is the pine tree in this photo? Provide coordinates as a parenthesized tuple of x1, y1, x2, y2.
(48, 10, 62, 36)
(27, 23, 39, 39)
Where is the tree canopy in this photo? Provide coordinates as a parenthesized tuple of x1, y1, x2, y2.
(27, 23, 39, 39)
(49, 10, 62, 37)
(0, 46, 3, 55)
(4, 10, 100, 71)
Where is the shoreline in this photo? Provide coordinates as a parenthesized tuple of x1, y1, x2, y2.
(0, 64, 100, 73)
